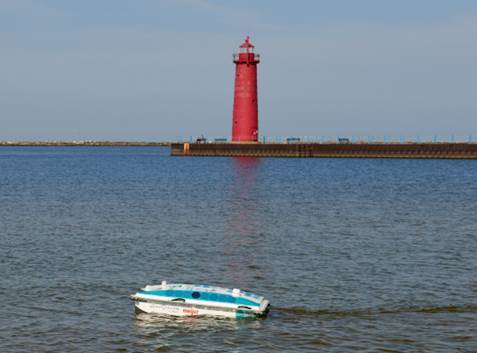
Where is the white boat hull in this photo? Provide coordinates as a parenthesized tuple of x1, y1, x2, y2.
(130, 282, 270, 319)
(135, 302, 237, 318)
(134, 300, 265, 319)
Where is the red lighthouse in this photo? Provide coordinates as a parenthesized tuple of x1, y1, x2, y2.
(232, 36, 260, 142)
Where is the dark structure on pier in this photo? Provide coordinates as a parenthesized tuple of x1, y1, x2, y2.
(171, 142, 477, 159)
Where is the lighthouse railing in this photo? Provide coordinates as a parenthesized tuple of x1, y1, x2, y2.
(232, 53, 260, 62)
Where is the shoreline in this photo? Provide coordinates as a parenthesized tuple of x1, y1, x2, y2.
(0, 141, 171, 147)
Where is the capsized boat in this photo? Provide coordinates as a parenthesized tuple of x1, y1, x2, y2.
(130, 281, 270, 319)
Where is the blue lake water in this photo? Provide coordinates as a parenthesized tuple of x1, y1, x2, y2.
(1, 147, 476, 352)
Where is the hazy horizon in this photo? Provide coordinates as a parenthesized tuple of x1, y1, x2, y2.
(1, 0, 476, 141)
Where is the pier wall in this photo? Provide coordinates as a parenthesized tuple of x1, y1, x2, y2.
(171, 142, 477, 159)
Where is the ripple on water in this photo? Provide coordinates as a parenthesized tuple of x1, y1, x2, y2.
(1, 148, 476, 352)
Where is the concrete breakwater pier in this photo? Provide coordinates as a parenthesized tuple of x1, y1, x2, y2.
(171, 142, 477, 159)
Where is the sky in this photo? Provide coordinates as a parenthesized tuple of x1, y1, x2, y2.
(1, 0, 476, 141)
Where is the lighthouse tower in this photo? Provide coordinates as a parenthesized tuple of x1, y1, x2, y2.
(232, 36, 260, 142)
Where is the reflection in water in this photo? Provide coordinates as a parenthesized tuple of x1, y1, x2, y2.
(223, 157, 265, 289)
(229, 156, 262, 236)
(231, 157, 261, 200)
(134, 312, 262, 330)
(132, 312, 263, 351)
(134, 313, 242, 331)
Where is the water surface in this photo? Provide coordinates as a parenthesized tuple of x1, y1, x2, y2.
(1, 147, 476, 352)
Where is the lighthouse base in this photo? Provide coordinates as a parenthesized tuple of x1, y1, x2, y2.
(171, 142, 477, 159)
